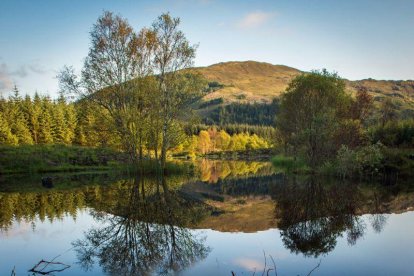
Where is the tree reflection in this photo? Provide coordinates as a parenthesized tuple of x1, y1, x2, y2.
(72, 175, 210, 275)
(273, 176, 371, 257)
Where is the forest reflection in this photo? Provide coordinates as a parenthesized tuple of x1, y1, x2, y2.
(196, 159, 274, 183)
(272, 176, 389, 257)
(0, 173, 195, 232)
(1, 161, 413, 267)
(72, 175, 210, 275)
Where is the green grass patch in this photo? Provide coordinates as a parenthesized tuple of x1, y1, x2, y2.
(0, 144, 127, 174)
(271, 155, 309, 173)
(0, 144, 195, 176)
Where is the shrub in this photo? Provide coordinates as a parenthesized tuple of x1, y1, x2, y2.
(334, 143, 384, 178)
(336, 145, 360, 178)
(356, 143, 384, 175)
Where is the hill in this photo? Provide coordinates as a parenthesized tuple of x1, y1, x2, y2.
(191, 61, 414, 120)
(192, 61, 301, 104)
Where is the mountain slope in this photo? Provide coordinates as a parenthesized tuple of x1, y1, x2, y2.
(191, 61, 414, 117)
(192, 61, 301, 104)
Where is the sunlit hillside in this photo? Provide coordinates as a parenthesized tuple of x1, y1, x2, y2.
(192, 61, 301, 103)
(192, 61, 414, 116)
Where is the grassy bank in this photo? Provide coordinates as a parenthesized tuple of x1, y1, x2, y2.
(0, 145, 193, 175)
(271, 148, 414, 179)
(0, 145, 127, 174)
(271, 155, 309, 173)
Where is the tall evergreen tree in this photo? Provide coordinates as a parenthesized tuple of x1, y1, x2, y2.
(51, 95, 68, 143)
(0, 112, 18, 145)
(38, 96, 54, 144)
(29, 93, 43, 144)
(64, 103, 77, 144)
(8, 86, 34, 144)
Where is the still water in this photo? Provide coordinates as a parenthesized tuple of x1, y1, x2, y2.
(1, 160, 414, 275)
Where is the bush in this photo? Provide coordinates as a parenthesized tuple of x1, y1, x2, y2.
(334, 143, 384, 178)
(369, 120, 414, 147)
(356, 143, 384, 175)
(336, 145, 360, 178)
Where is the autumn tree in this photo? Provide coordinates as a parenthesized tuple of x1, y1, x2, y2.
(58, 11, 157, 162)
(197, 130, 211, 154)
(277, 70, 350, 168)
(216, 130, 231, 151)
(151, 13, 202, 170)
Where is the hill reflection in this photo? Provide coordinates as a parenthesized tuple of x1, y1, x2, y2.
(1, 160, 414, 261)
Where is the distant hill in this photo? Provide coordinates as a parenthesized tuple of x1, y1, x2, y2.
(190, 61, 414, 121)
(192, 61, 300, 103)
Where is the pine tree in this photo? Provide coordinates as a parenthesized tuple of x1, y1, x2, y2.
(64, 103, 77, 144)
(51, 97, 67, 144)
(38, 96, 54, 144)
(8, 86, 33, 145)
(0, 112, 18, 145)
(74, 124, 87, 146)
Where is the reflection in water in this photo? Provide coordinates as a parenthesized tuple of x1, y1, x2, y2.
(1, 161, 414, 275)
(272, 176, 386, 257)
(72, 176, 210, 275)
(370, 213, 388, 233)
(196, 159, 274, 183)
(0, 173, 191, 232)
(0, 188, 86, 232)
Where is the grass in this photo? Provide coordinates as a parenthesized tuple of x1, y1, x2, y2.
(271, 154, 309, 173)
(271, 148, 414, 178)
(0, 145, 194, 175)
(0, 144, 127, 174)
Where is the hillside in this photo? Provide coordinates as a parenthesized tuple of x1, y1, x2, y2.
(192, 61, 301, 104)
(192, 61, 414, 118)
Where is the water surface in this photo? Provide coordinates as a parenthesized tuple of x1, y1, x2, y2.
(1, 160, 413, 275)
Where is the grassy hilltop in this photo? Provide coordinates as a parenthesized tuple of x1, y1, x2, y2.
(191, 61, 414, 117)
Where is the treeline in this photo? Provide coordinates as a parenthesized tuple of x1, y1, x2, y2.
(0, 89, 76, 145)
(0, 90, 273, 154)
(202, 99, 279, 126)
(184, 124, 276, 141)
(0, 174, 192, 231)
(174, 128, 271, 157)
(0, 89, 115, 147)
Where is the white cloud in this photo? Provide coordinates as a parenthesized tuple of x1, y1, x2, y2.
(238, 11, 276, 29)
(0, 62, 49, 92)
(0, 63, 14, 91)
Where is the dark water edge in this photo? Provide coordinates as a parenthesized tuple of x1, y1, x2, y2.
(1, 160, 413, 275)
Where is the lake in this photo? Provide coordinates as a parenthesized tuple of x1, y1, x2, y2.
(1, 160, 414, 275)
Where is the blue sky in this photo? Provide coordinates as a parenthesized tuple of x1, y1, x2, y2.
(0, 0, 413, 97)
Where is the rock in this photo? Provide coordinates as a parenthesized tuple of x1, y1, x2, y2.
(41, 177, 53, 188)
